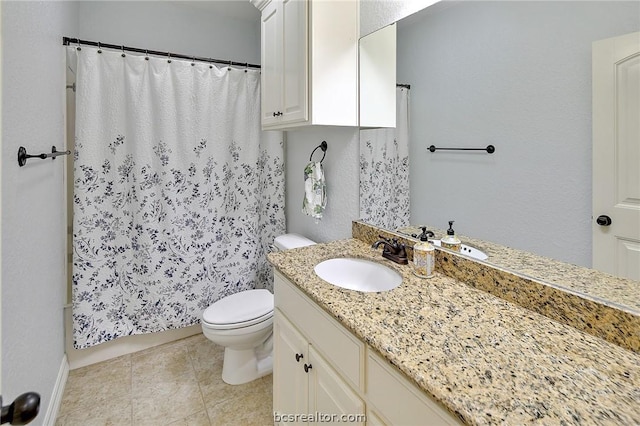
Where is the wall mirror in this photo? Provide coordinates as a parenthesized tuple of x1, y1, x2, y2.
(358, 1, 640, 314)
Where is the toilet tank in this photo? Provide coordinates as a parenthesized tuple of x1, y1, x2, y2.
(273, 233, 316, 251)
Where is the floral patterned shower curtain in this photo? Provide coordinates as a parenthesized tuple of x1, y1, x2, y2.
(71, 46, 285, 349)
(359, 87, 410, 230)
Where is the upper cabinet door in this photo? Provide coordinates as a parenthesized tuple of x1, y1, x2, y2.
(359, 24, 397, 128)
(281, 0, 309, 125)
(257, 0, 358, 130)
(261, 1, 284, 126)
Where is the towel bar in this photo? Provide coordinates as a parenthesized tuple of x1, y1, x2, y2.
(18, 146, 71, 167)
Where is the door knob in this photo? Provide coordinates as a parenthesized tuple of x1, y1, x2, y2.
(596, 215, 612, 226)
(1, 392, 40, 425)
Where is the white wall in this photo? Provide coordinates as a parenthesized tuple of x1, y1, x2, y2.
(397, 1, 640, 267)
(1, 0, 78, 422)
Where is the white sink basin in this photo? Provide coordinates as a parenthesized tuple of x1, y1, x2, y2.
(314, 258, 402, 292)
(431, 240, 488, 261)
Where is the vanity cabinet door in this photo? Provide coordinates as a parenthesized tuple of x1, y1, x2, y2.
(308, 346, 365, 425)
(366, 351, 462, 425)
(274, 309, 309, 424)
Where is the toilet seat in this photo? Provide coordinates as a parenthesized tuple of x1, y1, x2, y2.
(202, 289, 274, 330)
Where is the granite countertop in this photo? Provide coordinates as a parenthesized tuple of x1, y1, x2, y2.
(268, 238, 640, 426)
(397, 225, 639, 313)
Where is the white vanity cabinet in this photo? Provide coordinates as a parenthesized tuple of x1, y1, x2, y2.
(274, 312, 366, 424)
(273, 271, 462, 425)
(253, 0, 359, 130)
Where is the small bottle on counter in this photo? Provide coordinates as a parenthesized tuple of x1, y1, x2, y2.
(441, 221, 461, 252)
(412, 239, 435, 278)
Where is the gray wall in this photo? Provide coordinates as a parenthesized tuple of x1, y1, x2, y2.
(1, 0, 78, 420)
(397, 1, 640, 267)
(285, 127, 359, 243)
(359, 0, 439, 37)
(78, 1, 260, 64)
(2, 1, 260, 421)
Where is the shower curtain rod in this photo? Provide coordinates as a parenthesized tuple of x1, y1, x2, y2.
(62, 37, 262, 69)
(396, 83, 411, 89)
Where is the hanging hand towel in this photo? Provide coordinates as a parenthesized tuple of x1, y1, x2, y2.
(302, 161, 327, 221)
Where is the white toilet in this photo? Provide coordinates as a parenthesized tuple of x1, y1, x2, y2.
(201, 233, 315, 385)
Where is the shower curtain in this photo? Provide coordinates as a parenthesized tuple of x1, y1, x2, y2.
(359, 87, 410, 230)
(71, 46, 285, 349)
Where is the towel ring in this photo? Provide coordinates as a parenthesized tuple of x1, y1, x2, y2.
(309, 141, 328, 163)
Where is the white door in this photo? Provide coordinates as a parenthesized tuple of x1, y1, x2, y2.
(593, 31, 640, 280)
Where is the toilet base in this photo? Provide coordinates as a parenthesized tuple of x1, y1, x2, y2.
(221, 347, 273, 385)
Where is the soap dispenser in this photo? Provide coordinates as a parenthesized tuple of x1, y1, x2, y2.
(441, 221, 461, 252)
(412, 235, 435, 278)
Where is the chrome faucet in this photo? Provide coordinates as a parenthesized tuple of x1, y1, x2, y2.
(371, 235, 408, 265)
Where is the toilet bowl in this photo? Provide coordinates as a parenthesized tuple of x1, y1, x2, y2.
(201, 233, 315, 385)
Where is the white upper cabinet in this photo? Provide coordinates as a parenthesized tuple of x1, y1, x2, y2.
(254, 0, 359, 130)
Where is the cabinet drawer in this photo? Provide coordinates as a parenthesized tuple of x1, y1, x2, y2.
(366, 351, 462, 425)
(275, 272, 365, 391)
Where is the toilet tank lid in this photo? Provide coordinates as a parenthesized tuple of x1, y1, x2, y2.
(274, 233, 316, 250)
(203, 289, 273, 325)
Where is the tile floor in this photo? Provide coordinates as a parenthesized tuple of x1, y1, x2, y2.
(56, 334, 273, 425)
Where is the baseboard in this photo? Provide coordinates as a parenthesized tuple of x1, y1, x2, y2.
(64, 305, 201, 369)
(42, 354, 69, 425)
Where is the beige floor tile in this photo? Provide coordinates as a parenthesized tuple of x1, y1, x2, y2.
(56, 334, 272, 426)
(167, 410, 211, 426)
(198, 370, 270, 408)
(206, 384, 273, 426)
(132, 343, 197, 387)
(132, 382, 205, 425)
(55, 394, 132, 426)
(132, 343, 205, 425)
(186, 336, 225, 383)
(59, 355, 131, 416)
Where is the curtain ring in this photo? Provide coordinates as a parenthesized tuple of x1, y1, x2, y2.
(208, 58, 213, 69)
(144, 49, 149, 61)
(228, 59, 232, 71)
(76, 38, 82, 51)
(245, 62, 248, 73)
(168, 52, 172, 64)
(121, 45, 126, 58)
(97, 42, 102, 54)
(191, 57, 196, 67)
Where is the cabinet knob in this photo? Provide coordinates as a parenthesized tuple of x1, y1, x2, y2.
(295, 353, 303, 362)
(303, 363, 313, 373)
(596, 215, 612, 226)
